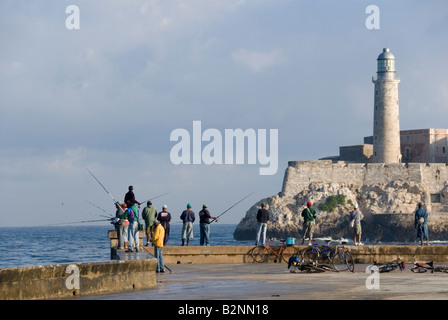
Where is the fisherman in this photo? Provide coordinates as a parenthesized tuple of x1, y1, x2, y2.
(301, 201, 316, 245)
(124, 185, 140, 208)
(180, 203, 195, 246)
(114, 203, 126, 249)
(142, 201, 158, 246)
(350, 203, 364, 246)
(415, 202, 430, 245)
(199, 204, 218, 246)
(255, 203, 269, 246)
(151, 220, 166, 272)
(123, 203, 139, 252)
(157, 205, 172, 245)
(117, 203, 130, 250)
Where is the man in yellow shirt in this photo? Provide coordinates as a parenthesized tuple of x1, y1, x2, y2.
(152, 220, 165, 272)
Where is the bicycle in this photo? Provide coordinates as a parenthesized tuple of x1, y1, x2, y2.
(373, 260, 405, 273)
(411, 261, 448, 273)
(251, 239, 300, 263)
(289, 259, 337, 273)
(301, 242, 354, 272)
(411, 261, 434, 273)
(290, 261, 333, 273)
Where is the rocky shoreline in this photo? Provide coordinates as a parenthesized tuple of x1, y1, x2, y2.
(234, 161, 448, 243)
(234, 198, 448, 242)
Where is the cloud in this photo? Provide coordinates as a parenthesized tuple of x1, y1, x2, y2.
(1, 1, 448, 228)
(231, 49, 283, 72)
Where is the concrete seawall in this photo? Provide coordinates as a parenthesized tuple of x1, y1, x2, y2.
(0, 259, 157, 300)
(133, 245, 448, 265)
(107, 230, 448, 264)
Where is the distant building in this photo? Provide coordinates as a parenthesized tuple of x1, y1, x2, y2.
(401, 129, 448, 164)
(321, 48, 448, 165)
(323, 129, 448, 165)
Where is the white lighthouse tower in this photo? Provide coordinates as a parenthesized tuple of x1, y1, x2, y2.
(372, 48, 401, 163)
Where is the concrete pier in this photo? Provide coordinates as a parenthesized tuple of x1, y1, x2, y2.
(82, 263, 448, 301)
(0, 258, 158, 300)
(119, 244, 448, 264)
(108, 231, 448, 264)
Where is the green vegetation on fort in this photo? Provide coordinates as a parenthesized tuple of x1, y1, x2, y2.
(318, 195, 351, 212)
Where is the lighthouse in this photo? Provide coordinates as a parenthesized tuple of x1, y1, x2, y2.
(372, 48, 401, 163)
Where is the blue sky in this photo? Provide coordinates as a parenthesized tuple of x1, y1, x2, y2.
(1, 1, 447, 227)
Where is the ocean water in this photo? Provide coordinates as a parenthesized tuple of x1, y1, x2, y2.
(1, 223, 446, 269)
(0, 223, 253, 269)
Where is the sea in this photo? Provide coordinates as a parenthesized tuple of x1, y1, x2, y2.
(0, 223, 253, 269)
(1, 223, 447, 269)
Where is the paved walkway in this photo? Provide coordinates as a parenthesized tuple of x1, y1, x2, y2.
(83, 263, 448, 300)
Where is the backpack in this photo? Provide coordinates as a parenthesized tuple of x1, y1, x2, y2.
(288, 255, 300, 269)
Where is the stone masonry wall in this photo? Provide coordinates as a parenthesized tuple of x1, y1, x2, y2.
(281, 161, 448, 211)
(234, 160, 448, 242)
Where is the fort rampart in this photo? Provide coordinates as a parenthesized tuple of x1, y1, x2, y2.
(281, 161, 448, 211)
(235, 160, 448, 242)
(282, 160, 448, 195)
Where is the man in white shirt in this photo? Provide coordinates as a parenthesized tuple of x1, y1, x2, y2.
(350, 204, 364, 245)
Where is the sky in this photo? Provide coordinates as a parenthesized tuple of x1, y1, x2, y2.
(1, 0, 447, 227)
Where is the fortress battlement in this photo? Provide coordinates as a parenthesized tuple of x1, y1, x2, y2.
(282, 160, 448, 197)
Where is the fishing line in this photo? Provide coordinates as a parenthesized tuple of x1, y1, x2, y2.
(210, 192, 254, 223)
(85, 200, 114, 218)
(87, 168, 119, 204)
(139, 192, 170, 204)
(139, 245, 172, 273)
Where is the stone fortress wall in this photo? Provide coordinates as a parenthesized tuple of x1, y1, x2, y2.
(281, 160, 448, 213)
(234, 160, 448, 242)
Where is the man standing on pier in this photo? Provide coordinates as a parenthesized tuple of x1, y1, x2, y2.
(255, 203, 269, 246)
(415, 202, 430, 245)
(142, 201, 158, 246)
(199, 204, 218, 246)
(301, 201, 316, 245)
(157, 205, 172, 246)
(152, 220, 165, 273)
(124, 186, 140, 208)
(350, 204, 364, 246)
(180, 203, 195, 246)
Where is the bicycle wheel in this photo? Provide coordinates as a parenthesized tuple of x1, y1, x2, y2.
(330, 251, 346, 272)
(281, 246, 300, 263)
(411, 266, 427, 273)
(344, 250, 355, 272)
(300, 262, 325, 273)
(436, 267, 448, 273)
(302, 246, 319, 264)
(378, 265, 396, 273)
(251, 246, 269, 263)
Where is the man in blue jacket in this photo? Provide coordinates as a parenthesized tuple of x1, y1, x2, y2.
(415, 202, 429, 245)
(180, 203, 195, 246)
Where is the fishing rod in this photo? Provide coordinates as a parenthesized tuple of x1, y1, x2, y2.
(210, 192, 254, 224)
(61, 201, 113, 221)
(85, 200, 114, 218)
(87, 168, 119, 205)
(139, 192, 170, 204)
(42, 218, 113, 227)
